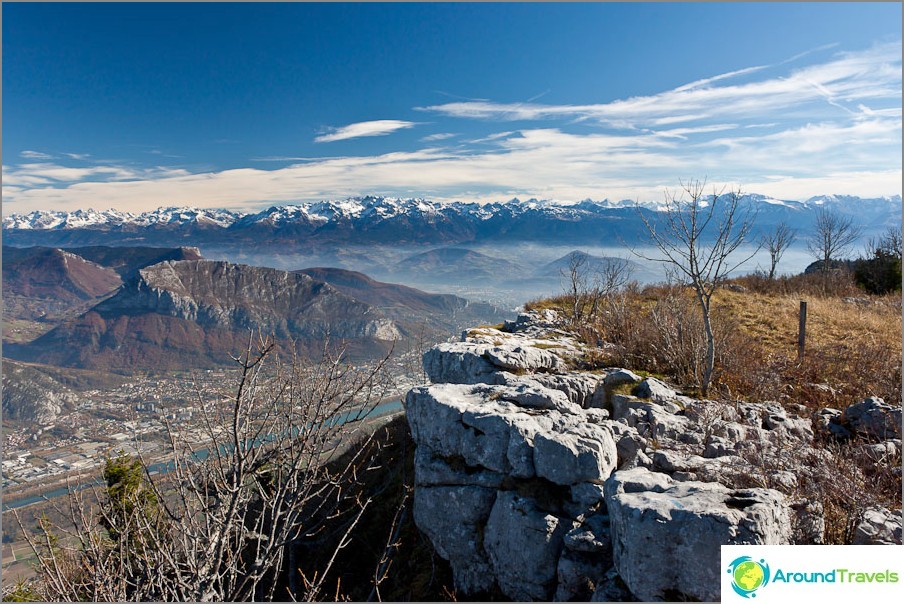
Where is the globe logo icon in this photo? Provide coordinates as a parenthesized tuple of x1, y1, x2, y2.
(727, 556, 771, 598)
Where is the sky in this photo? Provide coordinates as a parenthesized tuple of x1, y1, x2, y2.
(2, 2, 902, 214)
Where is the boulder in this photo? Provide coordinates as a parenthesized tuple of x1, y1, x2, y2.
(633, 377, 679, 404)
(527, 373, 602, 408)
(422, 342, 500, 384)
(555, 549, 609, 602)
(814, 408, 851, 439)
(413, 447, 506, 488)
(605, 468, 791, 602)
(413, 486, 498, 594)
(862, 439, 901, 463)
(844, 397, 902, 440)
(484, 491, 572, 600)
(407, 383, 618, 485)
(406, 384, 524, 474)
(533, 422, 618, 486)
(852, 507, 903, 545)
(484, 343, 566, 374)
(603, 368, 642, 387)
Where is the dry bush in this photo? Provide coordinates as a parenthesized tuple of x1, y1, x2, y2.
(732, 269, 862, 298)
(798, 440, 901, 544)
(566, 278, 901, 408)
(13, 337, 398, 602)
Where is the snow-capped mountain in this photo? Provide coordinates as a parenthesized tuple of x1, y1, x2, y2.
(4, 207, 243, 230)
(4, 194, 900, 249)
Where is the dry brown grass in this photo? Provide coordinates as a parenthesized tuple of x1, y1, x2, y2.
(533, 275, 902, 545)
(537, 279, 901, 410)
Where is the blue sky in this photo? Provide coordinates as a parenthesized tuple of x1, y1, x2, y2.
(3, 2, 901, 213)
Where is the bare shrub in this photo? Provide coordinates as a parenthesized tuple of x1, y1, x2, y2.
(14, 336, 397, 602)
(732, 269, 862, 298)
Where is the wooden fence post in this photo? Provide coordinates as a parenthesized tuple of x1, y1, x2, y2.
(798, 300, 807, 360)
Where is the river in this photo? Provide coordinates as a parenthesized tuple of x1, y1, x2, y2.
(2, 399, 404, 512)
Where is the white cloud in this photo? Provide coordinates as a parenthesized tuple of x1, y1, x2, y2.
(20, 150, 55, 160)
(5, 116, 900, 214)
(314, 119, 417, 143)
(420, 42, 902, 129)
(421, 132, 458, 142)
(63, 152, 91, 160)
(4, 42, 900, 213)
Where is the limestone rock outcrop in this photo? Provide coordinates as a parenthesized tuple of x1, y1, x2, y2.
(406, 311, 807, 601)
(605, 468, 790, 602)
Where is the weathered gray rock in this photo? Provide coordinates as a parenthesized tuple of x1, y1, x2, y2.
(852, 507, 903, 545)
(413, 447, 506, 488)
(555, 549, 609, 602)
(503, 309, 563, 333)
(633, 377, 679, 404)
(762, 403, 813, 441)
(584, 408, 611, 424)
(590, 568, 635, 602)
(407, 382, 618, 485)
(563, 514, 611, 554)
(483, 380, 583, 415)
(791, 499, 825, 544)
(422, 342, 500, 384)
(413, 486, 498, 594)
(528, 373, 602, 408)
(569, 482, 607, 512)
(484, 343, 566, 374)
(484, 491, 572, 601)
(814, 407, 851, 439)
(603, 368, 642, 387)
(651, 450, 706, 474)
(608, 422, 649, 471)
(610, 394, 685, 425)
(533, 422, 618, 485)
(704, 435, 734, 458)
(862, 439, 901, 462)
(409, 311, 861, 601)
(407, 384, 521, 474)
(845, 397, 902, 440)
(605, 468, 791, 602)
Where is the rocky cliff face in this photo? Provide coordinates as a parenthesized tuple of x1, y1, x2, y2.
(99, 260, 402, 341)
(12, 260, 403, 370)
(405, 311, 902, 601)
(2, 361, 78, 425)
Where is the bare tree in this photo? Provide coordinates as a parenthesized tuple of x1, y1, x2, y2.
(14, 335, 396, 602)
(587, 257, 635, 321)
(865, 225, 903, 261)
(806, 208, 862, 274)
(561, 251, 590, 325)
(562, 252, 635, 326)
(634, 180, 758, 396)
(760, 222, 796, 279)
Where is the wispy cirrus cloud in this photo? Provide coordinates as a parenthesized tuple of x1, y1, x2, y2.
(20, 150, 55, 160)
(315, 119, 417, 143)
(419, 42, 902, 130)
(4, 43, 900, 213)
(421, 132, 458, 142)
(2, 162, 190, 189)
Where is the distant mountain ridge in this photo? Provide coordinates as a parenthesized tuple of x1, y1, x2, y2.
(5, 257, 510, 371)
(4, 194, 900, 249)
(6, 259, 402, 370)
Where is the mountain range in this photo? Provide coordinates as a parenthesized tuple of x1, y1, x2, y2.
(4, 194, 900, 250)
(3, 247, 509, 371)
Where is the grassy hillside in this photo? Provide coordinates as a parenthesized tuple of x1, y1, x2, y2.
(528, 271, 901, 410)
